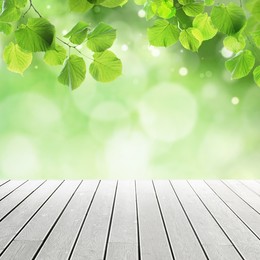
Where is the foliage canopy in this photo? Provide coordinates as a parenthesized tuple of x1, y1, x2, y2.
(0, 0, 260, 88)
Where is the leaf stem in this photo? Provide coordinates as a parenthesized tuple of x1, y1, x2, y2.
(25, 0, 42, 18)
(56, 37, 93, 61)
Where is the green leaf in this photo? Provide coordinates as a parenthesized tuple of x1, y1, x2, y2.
(211, 3, 246, 35)
(178, 0, 194, 4)
(225, 50, 255, 79)
(223, 35, 246, 53)
(58, 55, 86, 90)
(44, 45, 67, 66)
(87, 22, 116, 52)
(0, 22, 12, 34)
(134, 0, 146, 5)
(69, 0, 93, 12)
(90, 50, 122, 82)
(3, 42, 32, 74)
(15, 0, 27, 8)
(251, 30, 260, 48)
(193, 13, 217, 40)
(204, 0, 214, 6)
(64, 21, 89, 45)
(144, 2, 156, 20)
(179, 27, 203, 52)
(147, 19, 180, 47)
(251, 1, 260, 22)
(253, 66, 260, 87)
(100, 0, 128, 8)
(183, 3, 204, 17)
(176, 8, 193, 29)
(15, 18, 55, 52)
(88, 0, 106, 4)
(151, 0, 176, 19)
(0, 0, 21, 22)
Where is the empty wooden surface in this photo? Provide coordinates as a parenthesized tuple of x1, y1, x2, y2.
(0, 180, 259, 260)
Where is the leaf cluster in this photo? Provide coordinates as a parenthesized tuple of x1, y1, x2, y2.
(0, 0, 124, 89)
(137, 0, 260, 86)
(0, 0, 259, 89)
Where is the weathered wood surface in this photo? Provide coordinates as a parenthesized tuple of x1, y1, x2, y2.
(0, 180, 259, 260)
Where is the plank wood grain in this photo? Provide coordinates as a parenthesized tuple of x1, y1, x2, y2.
(70, 181, 117, 260)
(240, 180, 260, 197)
(0, 180, 259, 259)
(191, 180, 260, 260)
(206, 180, 260, 238)
(136, 180, 173, 260)
(0, 180, 9, 187)
(154, 180, 207, 260)
(35, 180, 99, 260)
(0, 181, 81, 260)
(0, 180, 44, 221)
(222, 180, 260, 216)
(172, 180, 242, 260)
(0, 180, 27, 201)
(0, 181, 62, 256)
(106, 181, 138, 260)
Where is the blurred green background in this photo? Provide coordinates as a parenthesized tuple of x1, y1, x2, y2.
(0, 0, 259, 179)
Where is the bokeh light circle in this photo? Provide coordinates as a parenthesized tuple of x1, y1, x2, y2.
(138, 83, 197, 142)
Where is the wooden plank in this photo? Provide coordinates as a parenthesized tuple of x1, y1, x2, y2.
(191, 180, 260, 260)
(70, 181, 117, 260)
(172, 180, 242, 260)
(35, 180, 99, 260)
(206, 181, 260, 238)
(136, 180, 173, 260)
(0, 180, 81, 260)
(0, 181, 62, 255)
(222, 180, 260, 215)
(0, 180, 44, 221)
(240, 180, 260, 196)
(106, 181, 138, 260)
(0, 180, 27, 201)
(154, 180, 207, 260)
(0, 180, 9, 187)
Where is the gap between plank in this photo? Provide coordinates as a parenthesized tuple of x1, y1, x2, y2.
(32, 181, 83, 259)
(204, 181, 260, 240)
(0, 181, 46, 222)
(134, 180, 141, 260)
(103, 181, 119, 260)
(0, 181, 64, 257)
(152, 180, 175, 260)
(68, 180, 101, 259)
(188, 181, 245, 260)
(169, 181, 209, 260)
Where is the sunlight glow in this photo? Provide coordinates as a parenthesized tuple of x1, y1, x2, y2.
(139, 83, 197, 142)
(105, 131, 151, 178)
(138, 10, 146, 18)
(221, 47, 233, 58)
(231, 97, 240, 105)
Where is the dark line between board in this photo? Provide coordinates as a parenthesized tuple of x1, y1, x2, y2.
(152, 180, 175, 260)
(204, 180, 260, 240)
(134, 180, 141, 260)
(221, 180, 260, 215)
(0, 180, 28, 202)
(0, 180, 47, 222)
(68, 180, 101, 260)
(103, 181, 119, 260)
(188, 181, 245, 260)
(0, 180, 10, 188)
(0, 180, 65, 257)
(169, 180, 210, 260)
(239, 181, 260, 197)
(32, 180, 83, 259)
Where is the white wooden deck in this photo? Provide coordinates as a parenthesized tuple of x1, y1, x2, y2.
(0, 180, 260, 259)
